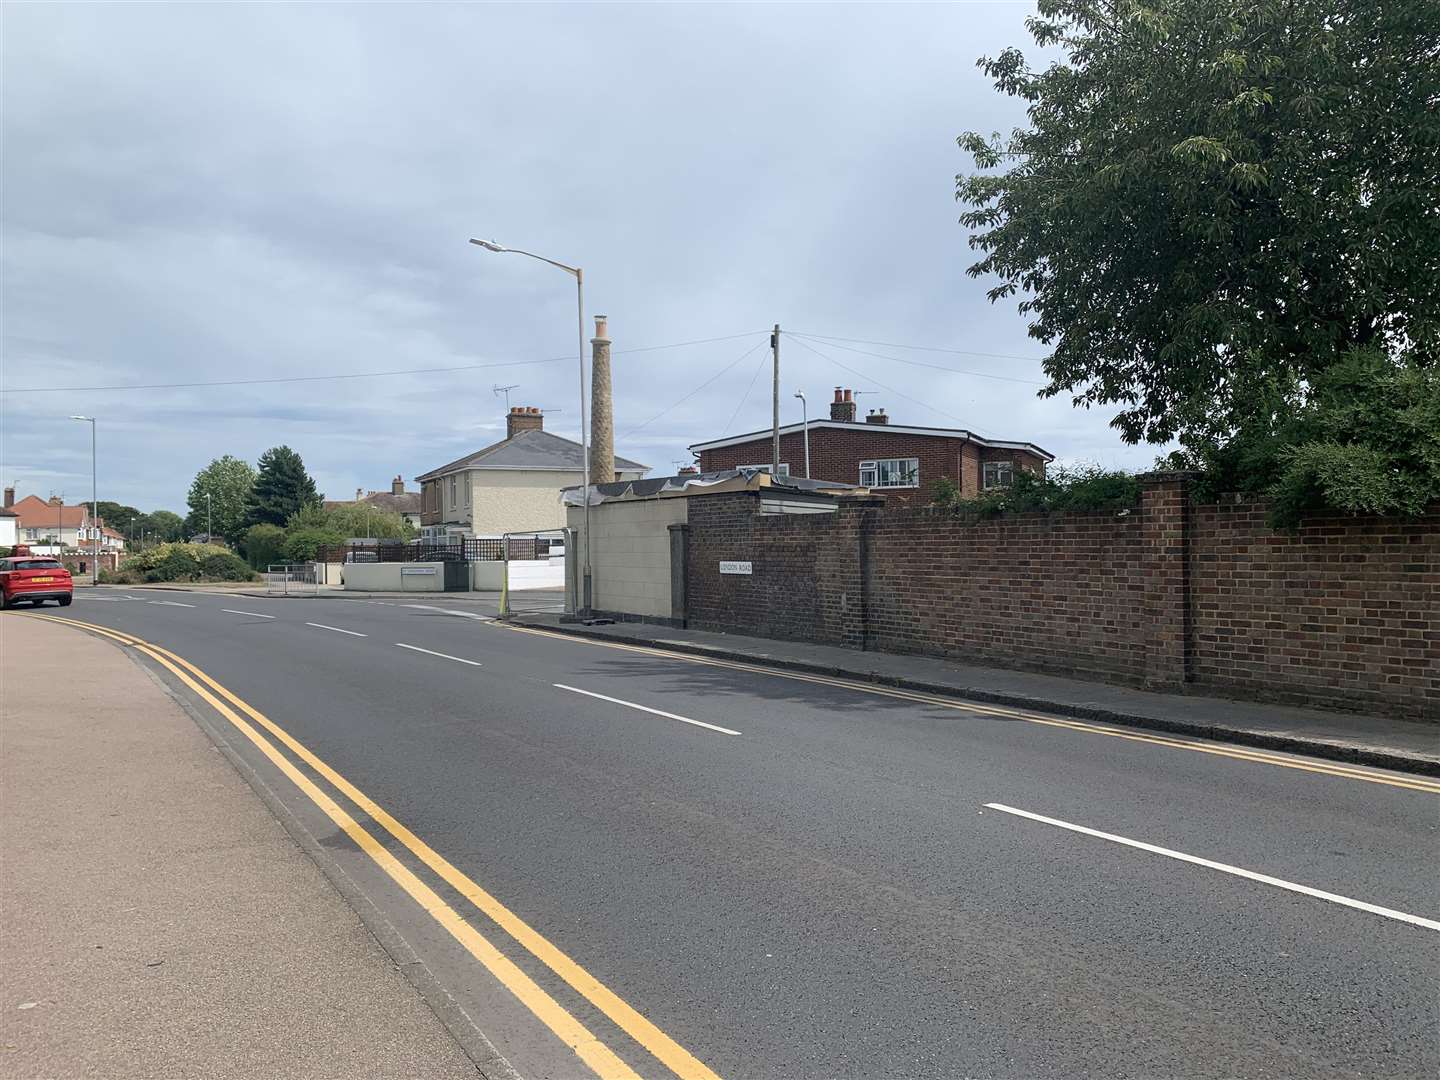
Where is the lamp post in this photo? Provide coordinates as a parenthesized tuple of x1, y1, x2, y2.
(206, 490, 213, 543)
(793, 392, 811, 479)
(69, 416, 97, 584)
(468, 237, 593, 614)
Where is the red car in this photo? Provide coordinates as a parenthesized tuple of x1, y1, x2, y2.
(0, 555, 74, 609)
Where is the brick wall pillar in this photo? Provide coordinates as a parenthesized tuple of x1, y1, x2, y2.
(668, 522, 689, 625)
(1139, 471, 1195, 690)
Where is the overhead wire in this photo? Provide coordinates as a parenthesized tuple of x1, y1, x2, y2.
(788, 332, 1047, 386)
(620, 337, 769, 439)
(0, 330, 770, 395)
(790, 330, 1047, 365)
(786, 335, 975, 428)
(722, 345, 773, 436)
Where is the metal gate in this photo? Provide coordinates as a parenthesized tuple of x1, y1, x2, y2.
(497, 529, 570, 618)
(265, 563, 319, 596)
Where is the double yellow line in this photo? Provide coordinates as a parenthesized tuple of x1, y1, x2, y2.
(23, 613, 721, 1080)
(503, 624, 1440, 796)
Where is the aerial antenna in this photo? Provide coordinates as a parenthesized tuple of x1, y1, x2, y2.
(493, 383, 520, 410)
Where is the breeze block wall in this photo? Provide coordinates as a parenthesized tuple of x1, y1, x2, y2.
(683, 476, 1439, 720)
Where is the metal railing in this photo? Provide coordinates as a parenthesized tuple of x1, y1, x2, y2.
(265, 563, 319, 596)
(314, 537, 560, 565)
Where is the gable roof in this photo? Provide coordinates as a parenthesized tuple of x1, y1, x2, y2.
(9, 495, 88, 529)
(689, 420, 1054, 461)
(416, 429, 648, 481)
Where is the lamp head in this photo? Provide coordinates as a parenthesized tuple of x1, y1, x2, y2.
(468, 238, 507, 253)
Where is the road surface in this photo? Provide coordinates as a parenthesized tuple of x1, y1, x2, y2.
(22, 589, 1440, 1079)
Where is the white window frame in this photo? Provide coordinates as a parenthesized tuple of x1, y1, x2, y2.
(737, 463, 790, 477)
(859, 458, 919, 489)
(982, 461, 1015, 490)
(464, 472, 471, 506)
(449, 475, 458, 507)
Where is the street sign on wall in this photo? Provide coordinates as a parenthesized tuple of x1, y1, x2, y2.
(719, 561, 753, 575)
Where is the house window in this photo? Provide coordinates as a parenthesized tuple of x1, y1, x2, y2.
(738, 463, 789, 477)
(859, 458, 919, 489)
(449, 475, 458, 507)
(464, 473, 471, 506)
(983, 461, 1015, 489)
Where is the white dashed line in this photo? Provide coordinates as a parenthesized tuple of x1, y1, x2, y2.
(984, 803, 1440, 933)
(553, 684, 741, 736)
(222, 609, 276, 619)
(147, 600, 196, 608)
(305, 622, 367, 637)
(394, 643, 482, 666)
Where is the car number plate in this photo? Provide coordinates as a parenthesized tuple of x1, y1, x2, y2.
(30, 576, 54, 583)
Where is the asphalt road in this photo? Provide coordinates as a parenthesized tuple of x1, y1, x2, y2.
(29, 589, 1440, 1079)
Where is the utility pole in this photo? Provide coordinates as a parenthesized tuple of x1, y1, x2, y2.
(771, 323, 781, 475)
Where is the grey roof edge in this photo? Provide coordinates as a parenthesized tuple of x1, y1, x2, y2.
(416, 429, 648, 481)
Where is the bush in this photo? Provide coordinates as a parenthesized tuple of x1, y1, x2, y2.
(282, 527, 344, 563)
(111, 542, 257, 583)
(241, 523, 287, 570)
(932, 464, 1141, 516)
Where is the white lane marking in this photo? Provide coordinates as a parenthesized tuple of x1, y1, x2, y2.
(394, 643, 482, 666)
(553, 683, 741, 736)
(222, 609, 276, 619)
(984, 803, 1440, 933)
(77, 596, 123, 601)
(403, 604, 493, 621)
(305, 622, 367, 637)
(147, 600, 196, 608)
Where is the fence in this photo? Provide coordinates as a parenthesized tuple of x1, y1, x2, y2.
(314, 537, 561, 564)
(265, 563, 320, 596)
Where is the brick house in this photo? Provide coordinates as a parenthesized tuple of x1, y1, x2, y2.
(689, 388, 1053, 502)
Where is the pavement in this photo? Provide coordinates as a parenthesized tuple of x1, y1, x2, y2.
(517, 614, 1440, 776)
(0, 616, 480, 1080)
(10, 588, 1437, 1079)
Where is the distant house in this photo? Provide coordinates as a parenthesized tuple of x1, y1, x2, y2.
(9, 493, 90, 547)
(416, 406, 648, 540)
(0, 506, 17, 549)
(326, 476, 423, 530)
(690, 387, 1053, 504)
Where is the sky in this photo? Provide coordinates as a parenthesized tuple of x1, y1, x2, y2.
(1, 1, 1160, 515)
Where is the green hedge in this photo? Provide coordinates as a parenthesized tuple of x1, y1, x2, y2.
(101, 542, 257, 584)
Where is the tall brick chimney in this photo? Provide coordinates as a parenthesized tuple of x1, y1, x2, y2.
(589, 315, 615, 483)
(507, 406, 544, 440)
(865, 408, 890, 425)
(48, 494, 62, 507)
(3, 486, 12, 508)
(830, 387, 856, 423)
(391, 475, 404, 496)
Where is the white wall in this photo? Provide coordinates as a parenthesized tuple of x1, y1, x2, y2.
(0, 517, 17, 547)
(471, 470, 581, 535)
(341, 562, 447, 592)
(568, 497, 686, 619)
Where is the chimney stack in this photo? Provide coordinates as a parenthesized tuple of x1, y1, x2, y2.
(865, 408, 890, 425)
(589, 315, 615, 483)
(830, 387, 857, 423)
(391, 475, 404, 496)
(48, 495, 63, 507)
(507, 405, 545, 440)
(3, 486, 12, 508)
(356, 487, 365, 501)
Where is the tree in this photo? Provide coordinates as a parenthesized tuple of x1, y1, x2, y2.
(287, 502, 413, 541)
(957, 0, 1439, 450)
(94, 501, 141, 530)
(241, 523, 287, 570)
(244, 446, 321, 530)
(186, 456, 256, 544)
(143, 510, 186, 542)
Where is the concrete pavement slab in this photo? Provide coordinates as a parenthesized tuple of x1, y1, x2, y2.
(0, 615, 481, 1080)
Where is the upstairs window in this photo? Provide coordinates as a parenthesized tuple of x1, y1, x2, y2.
(738, 463, 789, 477)
(983, 461, 1014, 489)
(859, 458, 919, 488)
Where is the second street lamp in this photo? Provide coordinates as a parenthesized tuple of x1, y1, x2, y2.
(468, 237, 594, 614)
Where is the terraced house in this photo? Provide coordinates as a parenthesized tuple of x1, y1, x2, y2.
(690, 387, 1052, 503)
(416, 406, 648, 541)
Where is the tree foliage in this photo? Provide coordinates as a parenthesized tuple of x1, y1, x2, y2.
(931, 464, 1141, 516)
(186, 456, 256, 544)
(957, 0, 1440, 449)
(240, 523, 287, 570)
(1162, 348, 1440, 526)
(244, 446, 321, 530)
(102, 542, 256, 584)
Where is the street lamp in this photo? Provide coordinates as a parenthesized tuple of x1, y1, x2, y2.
(69, 416, 97, 585)
(206, 490, 213, 543)
(793, 392, 811, 479)
(468, 237, 594, 614)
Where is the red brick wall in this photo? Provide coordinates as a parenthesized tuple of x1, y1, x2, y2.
(1189, 501, 1439, 717)
(697, 428, 1046, 505)
(683, 482, 1439, 719)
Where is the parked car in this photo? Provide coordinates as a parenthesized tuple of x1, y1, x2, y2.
(0, 556, 73, 608)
